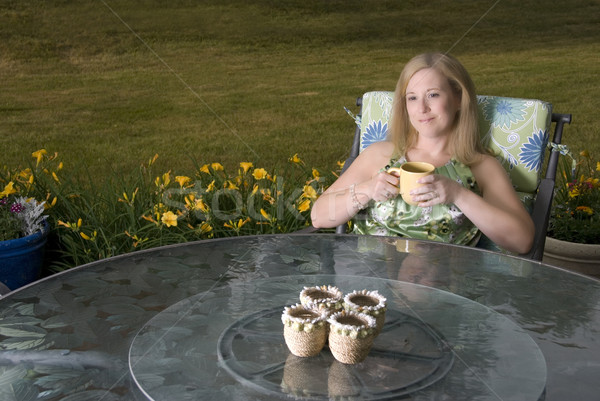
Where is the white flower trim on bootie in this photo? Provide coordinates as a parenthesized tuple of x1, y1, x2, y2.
(327, 310, 376, 339)
(343, 289, 387, 316)
(281, 303, 328, 333)
(299, 285, 343, 312)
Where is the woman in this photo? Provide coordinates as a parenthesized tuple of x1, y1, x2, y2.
(311, 53, 534, 254)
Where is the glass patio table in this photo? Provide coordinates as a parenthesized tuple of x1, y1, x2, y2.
(0, 234, 598, 400)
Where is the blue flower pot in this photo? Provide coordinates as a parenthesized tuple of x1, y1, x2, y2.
(0, 222, 49, 291)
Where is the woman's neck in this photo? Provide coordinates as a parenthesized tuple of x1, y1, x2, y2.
(406, 137, 452, 167)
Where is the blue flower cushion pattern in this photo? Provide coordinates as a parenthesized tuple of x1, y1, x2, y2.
(359, 92, 394, 151)
(356, 91, 552, 209)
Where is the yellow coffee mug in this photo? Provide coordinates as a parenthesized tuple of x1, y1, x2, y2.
(387, 162, 435, 206)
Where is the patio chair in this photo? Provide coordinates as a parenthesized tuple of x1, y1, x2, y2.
(313, 91, 571, 261)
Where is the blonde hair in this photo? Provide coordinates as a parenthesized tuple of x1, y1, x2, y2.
(388, 53, 486, 165)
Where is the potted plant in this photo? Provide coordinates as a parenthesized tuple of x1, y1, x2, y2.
(544, 150, 600, 276)
(1, 182, 49, 291)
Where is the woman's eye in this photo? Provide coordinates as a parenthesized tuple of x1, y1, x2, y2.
(406, 95, 417, 101)
(428, 92, 440, 98)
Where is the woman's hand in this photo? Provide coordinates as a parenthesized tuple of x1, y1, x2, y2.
(408, 174, 462, 207)
(368, 171, 401, 203)
(310, 141, 396, 228)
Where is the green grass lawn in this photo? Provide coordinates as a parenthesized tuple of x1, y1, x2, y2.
(2, 0, 599, 178)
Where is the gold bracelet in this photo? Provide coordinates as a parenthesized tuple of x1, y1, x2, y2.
(350, 184, 367, 210)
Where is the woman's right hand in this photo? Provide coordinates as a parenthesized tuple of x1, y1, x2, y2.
(365, 171, 401, 203)
(311, 141, 396, 228)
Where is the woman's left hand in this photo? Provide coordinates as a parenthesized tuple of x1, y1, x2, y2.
(409, 174, 461, 207)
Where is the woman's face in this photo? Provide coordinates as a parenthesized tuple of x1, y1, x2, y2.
(405, 68, 460, 139)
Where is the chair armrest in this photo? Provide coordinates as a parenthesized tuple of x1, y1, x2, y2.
(522, 113, 571, 260)
(523, 178, 555, 260)
(294, 225, 319, 234)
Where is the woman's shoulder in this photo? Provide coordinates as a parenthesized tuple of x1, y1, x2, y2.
(350, 141, 396, 173)
(362, 140, 395, 154)
(470, 153, 503, 171)
(469, 154, 511, 187)
(360, 140, 396, 163)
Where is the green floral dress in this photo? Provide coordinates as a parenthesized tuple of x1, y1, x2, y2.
(353, 157, 481, 245)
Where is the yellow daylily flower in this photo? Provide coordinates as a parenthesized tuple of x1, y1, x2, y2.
(260, 208, 272, 221)
(206, 180, 216, 192)
(211, 162, 224, 171)
(224, 217, 250, 231)
(32, 149, 47, 165)
(142, 214, 159, 225)
(289, 153, 304, 165)
(148, 154, 159, 166)
(175, 175, 191, 187)
(251, 184, 259, 196)
(298, 199, 311, 212)
(312, 168, 320, 179)
(120, 188, 138, 205)
(253, 168, 268, 180)
(58, 220, 79, 230)
(240, 162, 253, 173)
(198, 199, 209, 212)
(58, 162, 64, 170)
(234, 175, 244, 187)
(226, 180, 239, 190)
(185, 194, 197, 210)
(199, 222, 213, 234)
(154, 171, 172, 188)
(52, 172, 60, 182)
(302, 185, 317, 200)
(259, 188, 275, 204)
(596, 162, 600, 172)
(575, 206, 594, 215)
(18, 168, 31, 179)
(200, 164, 210, 174)
(187, 197, 209, 213)
(568, 186, 580, 198)
(162, 172, 171, 186)
(80, 232, 91, 240)
(161, 211, 178, 227)
(1, 182, 17, 198)
(154, 203, 166, 220)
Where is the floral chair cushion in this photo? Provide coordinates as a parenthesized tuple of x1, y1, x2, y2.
(354, 91, 553, 208)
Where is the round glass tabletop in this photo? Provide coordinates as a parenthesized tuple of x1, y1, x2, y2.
(129, 274, 546, 400)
